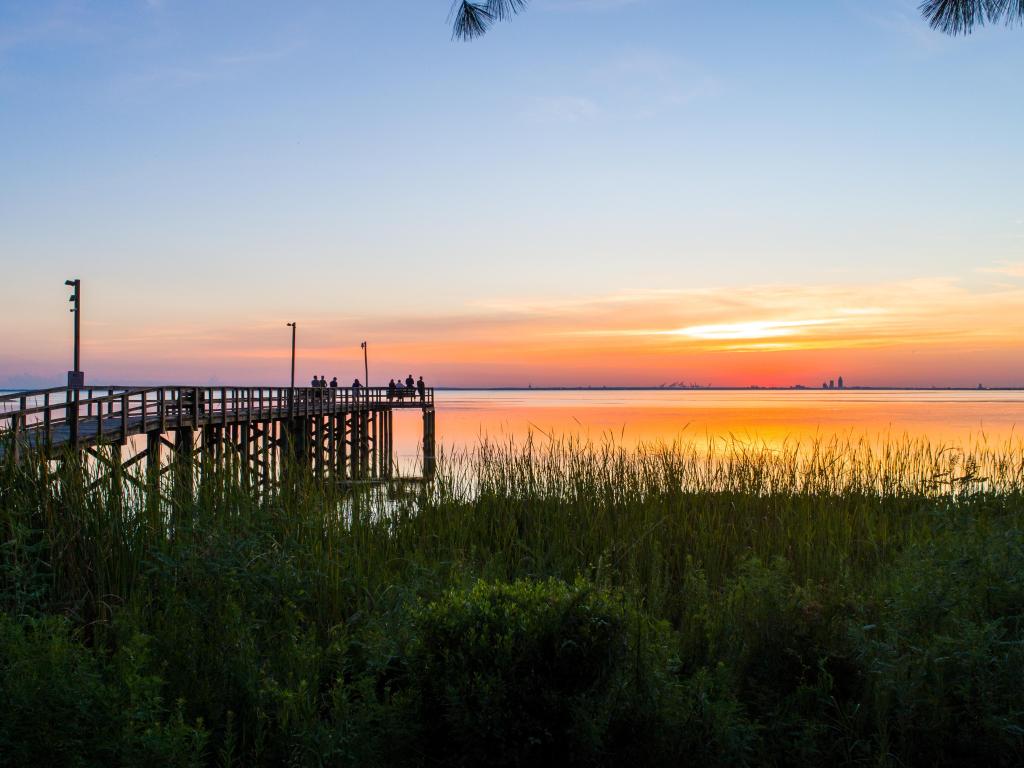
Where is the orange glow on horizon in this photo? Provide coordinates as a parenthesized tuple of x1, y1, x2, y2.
(5, 270, 1024, 388)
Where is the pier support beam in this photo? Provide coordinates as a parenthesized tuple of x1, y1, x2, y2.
(378, 411, 389, 479)
(423, 408, 436, 481)
(146, 430, 162, 519)
(172, 427, 194, 507)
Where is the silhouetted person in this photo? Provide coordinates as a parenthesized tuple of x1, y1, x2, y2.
(319, 375, 327, 389)
(417, 375, 425, 401)
(352, 378, 361, 388)
(387, 378, 396, 401)
(330, 377, 338, 388)
(405, 374, 414, 390)
(310, 375, 318, 388)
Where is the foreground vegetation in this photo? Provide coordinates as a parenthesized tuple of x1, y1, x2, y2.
(1, 435, 1023, 766)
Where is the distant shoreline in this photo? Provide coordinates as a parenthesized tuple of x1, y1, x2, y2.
(3, 385, 1024, 394)
(432, 386, 1024, 392)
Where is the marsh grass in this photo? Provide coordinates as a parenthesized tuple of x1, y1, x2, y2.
(1, 433, 1023, 765)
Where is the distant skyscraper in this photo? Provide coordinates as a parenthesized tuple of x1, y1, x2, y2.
(838, 376, 844, 389)
(829, 379, 835, 389)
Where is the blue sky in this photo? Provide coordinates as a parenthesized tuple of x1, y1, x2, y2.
(1, 1, 1023, 387)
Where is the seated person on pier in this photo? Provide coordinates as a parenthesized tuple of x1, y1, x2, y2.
(330, 377, 338, 388)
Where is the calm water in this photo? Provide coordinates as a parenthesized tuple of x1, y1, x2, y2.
(7, 387, 1023, 474)
(392, 389, 1024, 467)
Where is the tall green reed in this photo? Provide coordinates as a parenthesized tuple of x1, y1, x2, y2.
(2, 431, 1021, 632)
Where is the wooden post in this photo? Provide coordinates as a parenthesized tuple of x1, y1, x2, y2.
(69, 388, 79, 448)
(242, 422, 252, 489)
(172, 427, 194, 508)
(386, 408, 394, 479)
(349, 411, 361, 480)
(121, 394, 129, 444)
(10, 412, 23, 465)
(159, 389, 167, 433)
(146, 430, 162, 520)
(281, 416, 306, 486)
(340, 413, 348, 480)
(360, 411, 370, 479)
(262, 420, 272, 496)
(314, 415, 323, 480)
(423, 408, 436, 481)
(44, 392, 52, 450)
(328, 414, 336, 481)
(108, 442, 124, 510)
(371, 410, 378, 479)
(270, 421, 277, 491)
(227, 423, 236, 484)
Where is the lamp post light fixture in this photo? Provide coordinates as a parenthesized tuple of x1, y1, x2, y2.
(286, 322, 296, 389)
(361, 340, 368, 388)
(65, 279, 83, 389)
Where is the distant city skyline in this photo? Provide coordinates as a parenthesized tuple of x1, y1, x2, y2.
(2, 2, 1023, 388)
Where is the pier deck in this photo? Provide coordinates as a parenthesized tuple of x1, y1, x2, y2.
(0, 385, 436, 485)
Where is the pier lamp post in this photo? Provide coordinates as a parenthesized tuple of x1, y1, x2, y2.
(361, 341, 369, 388)
(286, 322, 296, 389)
(286, 322, 297, 415)
(65, 279, 83, 389)
(64, 279, 83, 446)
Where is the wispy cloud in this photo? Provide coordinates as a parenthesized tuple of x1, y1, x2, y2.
(407, 271, 1024, 357)
(979, 261, 1024, 278)
(595, 48, 718, 118)
(522, 45, 716, 126)
(0, 5, 104, 54)
(7, 265, 1022, 386)
(523, 95, 601, 123)
(110, 42, 300, 92)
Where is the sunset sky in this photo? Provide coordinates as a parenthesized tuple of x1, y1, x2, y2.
(2, 1, 1023, 388)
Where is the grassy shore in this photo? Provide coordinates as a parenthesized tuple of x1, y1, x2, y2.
(1, 435, 1023, 766)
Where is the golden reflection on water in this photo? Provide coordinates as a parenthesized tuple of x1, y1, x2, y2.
(392, 390, 1024, 467)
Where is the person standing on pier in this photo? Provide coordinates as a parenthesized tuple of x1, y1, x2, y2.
(417, 375, 425, 401)
(387, 378, 396, 401)
(352, 378, 361, 388)
(405, 374, 414, 390)
(330, 376, 338, 388)
(310, 375, 318, 388)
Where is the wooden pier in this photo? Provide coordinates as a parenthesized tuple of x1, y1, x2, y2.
(0, 385, 436, 491)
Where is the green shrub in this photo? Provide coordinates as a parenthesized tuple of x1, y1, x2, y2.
(3, 437, 1024, 766)
(404, 577, 754, 767)
(410, 578, 633, 765)
(851, 522, 1024, 766)
(131, 512, 329, 766)
(0, 614, 206, 767)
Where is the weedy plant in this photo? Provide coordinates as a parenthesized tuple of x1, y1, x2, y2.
(0, 433, 1022, 766)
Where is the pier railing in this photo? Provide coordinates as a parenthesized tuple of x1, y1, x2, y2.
(0, 385, 434, 453)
